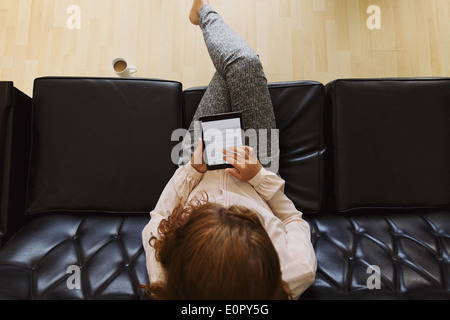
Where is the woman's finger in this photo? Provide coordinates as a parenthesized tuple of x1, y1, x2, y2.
(243, 146, 255, 158)
(192, 139, 204, 165)
(223, 154, 244, 169)
(237, 146, 250, 160)
(225, 168, 241, 179)
(223, 148, 245, 165)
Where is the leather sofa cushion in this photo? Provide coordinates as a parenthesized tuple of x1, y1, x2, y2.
(302, 209, 450, 300)
(1, 209, 448, 299)
(0, 214, 149, 299)
(184, 81, 326, 214)
(327, 78, 450, 212)
(26, 77, 183, 215)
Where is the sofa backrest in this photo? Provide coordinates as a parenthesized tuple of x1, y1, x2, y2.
(326, 78, 450, 213)
(0, 82, 32, 245)
(0, 82, 13, 243)
(26, 77, 183, 215)
(184, 81, 327, 214)
(5, 77, 450, 222)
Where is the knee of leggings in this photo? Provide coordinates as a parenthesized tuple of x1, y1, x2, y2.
(227, 52, 264, 78)
(241, 52, 262, 68)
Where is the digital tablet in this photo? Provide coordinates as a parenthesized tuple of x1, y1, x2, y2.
(200, 112, 244, 170)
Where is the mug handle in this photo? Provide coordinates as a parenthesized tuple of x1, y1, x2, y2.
(128, 66, 138, 74)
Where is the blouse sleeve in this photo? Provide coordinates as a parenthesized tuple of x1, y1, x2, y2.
(248, 168, 317, 299)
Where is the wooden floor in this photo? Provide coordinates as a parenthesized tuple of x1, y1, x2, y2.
(1, 0, 450, 96)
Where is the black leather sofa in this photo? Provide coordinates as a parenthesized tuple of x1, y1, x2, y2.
(0, 76, 449, 300)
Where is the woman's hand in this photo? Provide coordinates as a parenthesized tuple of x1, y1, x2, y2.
(223, 146, 262, 182)
(191, 139, 207, 173)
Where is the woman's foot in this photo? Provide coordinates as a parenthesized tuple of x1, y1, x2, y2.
(189, 0, 209, 25)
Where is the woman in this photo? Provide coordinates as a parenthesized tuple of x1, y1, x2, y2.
(141, 0, 316, 300)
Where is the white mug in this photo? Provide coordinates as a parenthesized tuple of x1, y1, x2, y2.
(111, 58, 137, 77)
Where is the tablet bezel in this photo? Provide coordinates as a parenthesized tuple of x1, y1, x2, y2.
(199, 111, 243, 171)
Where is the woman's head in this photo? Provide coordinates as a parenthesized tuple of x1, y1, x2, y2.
(141, 195, 290, 300)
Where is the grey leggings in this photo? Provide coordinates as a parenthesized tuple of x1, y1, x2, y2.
(180, 5, 280, 173)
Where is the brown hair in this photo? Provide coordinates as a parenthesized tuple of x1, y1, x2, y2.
(139, 194, 290, 300)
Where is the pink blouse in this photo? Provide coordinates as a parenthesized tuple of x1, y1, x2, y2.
(142, 163, 317, 299)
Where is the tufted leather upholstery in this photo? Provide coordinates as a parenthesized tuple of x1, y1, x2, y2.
(303, 209, 450, 299)
(0, 77, 449, 300)
(2, 210, 448, 300)
(0, 214, 149, 299)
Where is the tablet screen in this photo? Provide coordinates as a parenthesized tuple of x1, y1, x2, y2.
(200, 112, 243, 170)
